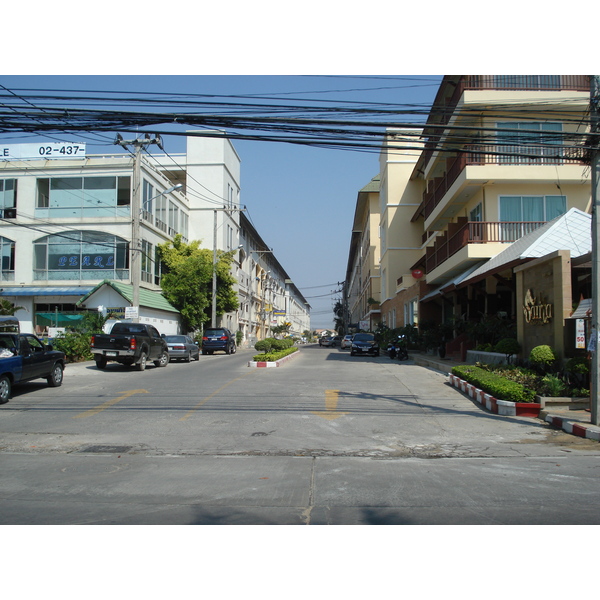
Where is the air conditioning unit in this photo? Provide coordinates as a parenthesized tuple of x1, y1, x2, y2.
(2, 208, 16, 219)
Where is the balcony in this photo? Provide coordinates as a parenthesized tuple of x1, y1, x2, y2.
(418, 145, 587, 221)
(425, 218, 546, 273)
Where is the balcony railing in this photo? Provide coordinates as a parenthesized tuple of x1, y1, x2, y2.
(426, 219, 546, 273)
(421, 146, 586, 220)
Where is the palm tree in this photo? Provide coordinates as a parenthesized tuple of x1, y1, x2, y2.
(0, 299, 24, 315)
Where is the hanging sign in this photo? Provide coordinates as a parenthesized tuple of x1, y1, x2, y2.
(412, 269, 424, 279)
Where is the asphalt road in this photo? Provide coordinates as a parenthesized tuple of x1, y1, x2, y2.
(1, 344, 600, 524)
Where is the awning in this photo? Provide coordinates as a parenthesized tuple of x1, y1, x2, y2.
(568, 298, 592, 319)
(420, 262, 487, 303)
(35, 312, 85, 326)
(0, 287, 94, 297)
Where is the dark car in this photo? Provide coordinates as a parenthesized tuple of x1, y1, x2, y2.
(350, 332, 380, 357)
(332, 336, 342, 347)
(201, 328, 236, 355)
(164, 335, 200, 362)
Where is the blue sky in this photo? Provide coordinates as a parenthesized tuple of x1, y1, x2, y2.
(0, 74, 442, 328)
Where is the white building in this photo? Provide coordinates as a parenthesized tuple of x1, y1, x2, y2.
(0, 133, 310, 339)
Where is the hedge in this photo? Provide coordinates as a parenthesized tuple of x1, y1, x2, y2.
(252, 347, 298, 362)
(451, 365, 536, 403)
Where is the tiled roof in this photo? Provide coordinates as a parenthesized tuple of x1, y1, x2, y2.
(76, 280, 179, 313)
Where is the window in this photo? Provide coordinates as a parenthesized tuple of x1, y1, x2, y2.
(36, 176, 131, 217)
(0, 236, 15, 281)
(33, 231, 129, 281)
(404, 297, 418, 327)
(0, 179, 17, 218)
(141, 239, 153, 283)
(469, 203, 482, 222)
(168, 201, 178, 236)
(497, 122, 563, 164)
(499, 195, 566, 240)
(142, 180, 154, 220)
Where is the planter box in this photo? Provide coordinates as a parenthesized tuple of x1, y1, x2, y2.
(466, 350, 516, 365)
(448, 373, 541, 418)
(535, 395, 589, 410)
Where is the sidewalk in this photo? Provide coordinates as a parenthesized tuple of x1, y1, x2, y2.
(410, 352, 600, 442)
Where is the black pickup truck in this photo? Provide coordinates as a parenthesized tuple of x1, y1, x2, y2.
(90, 323, 169, 371)
(0, 317, 66, 404)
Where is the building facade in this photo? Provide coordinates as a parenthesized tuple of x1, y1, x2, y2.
(0, 133, 310, 339)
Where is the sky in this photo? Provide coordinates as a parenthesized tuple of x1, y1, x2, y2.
(0, 74, 443, 328)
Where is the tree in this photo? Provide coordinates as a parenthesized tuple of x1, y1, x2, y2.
(158, 235, 239, 331)
(0, 299, 24, 315)
(333, 300, 345, 334)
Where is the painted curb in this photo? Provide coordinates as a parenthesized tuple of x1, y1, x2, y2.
(447, 373, 541, 418)
(542, 414, 600, 441)
(248, 349, 300, 368)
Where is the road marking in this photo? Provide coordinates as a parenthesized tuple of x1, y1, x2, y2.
(73, 389, 149, 419)
(179, 373, 254, 422)
(311, 389, 348, 420)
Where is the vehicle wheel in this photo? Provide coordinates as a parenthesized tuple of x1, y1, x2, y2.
(231, 345, 236, 354)
(185, 352, 191, 362)
(47, 363, 64, 387)
(154, 352, 169, 368)
(95, 356, 107, 370)
(136, 352, 147, 371)
(374, 352, 380, 357)
(0, 375, 11, 404)
(350, 350, 355, 356)
(194, 351, 200, 361)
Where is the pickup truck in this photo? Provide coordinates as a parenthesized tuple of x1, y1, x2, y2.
(0, 317, 66, 404)
(90, 323, 169, 371)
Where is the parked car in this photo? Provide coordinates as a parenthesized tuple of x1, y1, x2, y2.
(164, 335, 200, 362)
(319, 336, 334, 347)
(202, 328, 236, 355)
(332, 336, 342, 347)
(350, 332, 380, 357)
(341, 335, 353, 349)
(91, 323, 169, 370)
(0, 317, 66, 404)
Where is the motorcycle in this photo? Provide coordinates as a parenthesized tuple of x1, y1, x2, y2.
(388, 336, 408, 361)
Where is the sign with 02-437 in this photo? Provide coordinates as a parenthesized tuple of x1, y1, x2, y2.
(1, 142, 86, 160)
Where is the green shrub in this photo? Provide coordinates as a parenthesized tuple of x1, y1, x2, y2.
(452, 365, 536, 403)
(254, 339, 272, 353)
(541, 374, 567, 397)
(565, 357, 589, 374)
(529, 345, 556, 367)
(494, 338, 521, 358)
(252, 347, 298, 362)
(52, 331, 93, 363)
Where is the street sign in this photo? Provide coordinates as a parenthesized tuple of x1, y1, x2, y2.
(1, 142, 86, 160)
(125, 306, 139, 319)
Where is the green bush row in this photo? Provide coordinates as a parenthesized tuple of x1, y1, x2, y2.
(254, 337, 295, 353)
(452, 364, 536, 403)
(252, 347, 298, 362)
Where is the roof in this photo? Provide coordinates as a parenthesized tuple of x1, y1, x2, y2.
(76, 280, 179, 313)
(359, 174, 380, 194)
(461, 208, 591, 286)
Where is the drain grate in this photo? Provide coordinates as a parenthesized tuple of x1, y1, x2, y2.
(77, 445, 132, 454)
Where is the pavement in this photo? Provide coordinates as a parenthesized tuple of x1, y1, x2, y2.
(409, 351, 600, 442)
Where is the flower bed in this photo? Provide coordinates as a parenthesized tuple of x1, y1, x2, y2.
(449, 370, 541, 418)
(249, 347, 298, 368)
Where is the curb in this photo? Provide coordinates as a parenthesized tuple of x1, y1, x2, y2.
(248, 349, 300, 368)
(448, 373, 541, 418)
(541, 413, 600, 441)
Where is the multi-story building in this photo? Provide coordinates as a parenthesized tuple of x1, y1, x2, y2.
(238, 213, 310, 345)
(0, 132, 309, 339)
(345, 174, 381, 332)
(349, 75, 592, 357)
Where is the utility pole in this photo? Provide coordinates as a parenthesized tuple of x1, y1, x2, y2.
(114, 134, 163, 323)
(590, 76, 600, 426)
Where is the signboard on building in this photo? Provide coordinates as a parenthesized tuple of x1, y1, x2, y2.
(576, 319, 586, 349)
(1, 142, 86, 160)
(273, 310, 286, 317)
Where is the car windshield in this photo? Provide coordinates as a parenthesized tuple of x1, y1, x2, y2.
(165, 336, 186, 343)
(353, 333, 374, 342)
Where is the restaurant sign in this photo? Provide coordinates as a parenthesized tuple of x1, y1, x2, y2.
(523, 289, 553, 324)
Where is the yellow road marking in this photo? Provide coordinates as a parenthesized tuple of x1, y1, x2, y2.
(179, 373, 254, 422)
(312, 389, 348, 420)
(73, 389, 149, 419)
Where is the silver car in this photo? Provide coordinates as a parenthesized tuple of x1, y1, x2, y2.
(341, 335, 353, 349)
(164, 335, 200, 362)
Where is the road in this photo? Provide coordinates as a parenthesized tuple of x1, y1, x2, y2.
(1, 344, 599, 524)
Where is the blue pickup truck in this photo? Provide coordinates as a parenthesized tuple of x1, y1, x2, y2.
(0, 317, 66, 404)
